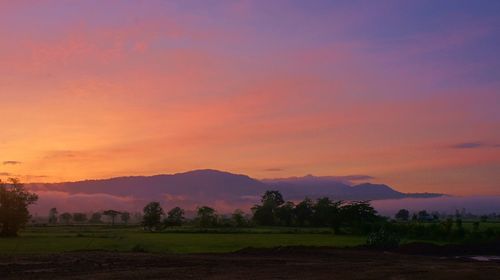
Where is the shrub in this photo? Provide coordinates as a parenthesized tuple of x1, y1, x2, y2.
(366, 228, 401, 249)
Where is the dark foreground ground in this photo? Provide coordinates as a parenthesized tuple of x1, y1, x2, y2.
(1, 246, 499, 280)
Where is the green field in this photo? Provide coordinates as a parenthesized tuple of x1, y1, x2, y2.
(3, 221, 498, 255)
(461, 221, 500, 230)
(0, 226, 366, 254)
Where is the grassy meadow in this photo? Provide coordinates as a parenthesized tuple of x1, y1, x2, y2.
(2, 221, 499, 255)
(0, 225, 365, 254)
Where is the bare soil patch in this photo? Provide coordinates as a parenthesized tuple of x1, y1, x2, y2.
(1, 247, 499, 279)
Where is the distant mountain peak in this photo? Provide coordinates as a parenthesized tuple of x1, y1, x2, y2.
(353, 183, 392, 190)
(179, 169, 227, 174)
(261, 174, 373, 185)
(26, 169, 444, 215)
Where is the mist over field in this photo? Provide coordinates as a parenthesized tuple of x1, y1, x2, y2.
(29, 192, 500, 217)
(24, 170, 500, 217)
(373, 196, 500, 216)
(25, 169, 449, 216)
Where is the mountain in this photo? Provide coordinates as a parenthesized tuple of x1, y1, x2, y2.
(26, 170, 443, 214)
(261, 176, 443, 200)
(29, 169, 267, 200)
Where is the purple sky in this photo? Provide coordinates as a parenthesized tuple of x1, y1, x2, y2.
(0, 0, 499, 196)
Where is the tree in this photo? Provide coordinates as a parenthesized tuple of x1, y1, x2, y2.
(411, 213, 418, 222)
(142, 202, 164, 231)
(231, 209, 248, 227)
(340, 201, 378, 229)
(48, 208, 58, 224)
(121, 212, 131, 224)
(72, 213, 87, 223)
(197, 206, 217, 228)
(89, 212, 102, 224)
(0, 178, 38, 237)
(164, 207, 185, 227)
(261, 190, 284, 207)
(417, 210, 430, 222)
(60, 212, 72, 224)
(275, 201, 295, 226)
(312, 197, 342, 228)
(295, 198, 314, 226)
(252, 190, 285, 226)
(103, 210, 121, 225)
(251, 204, 274, 226)
(395, 209, 410, 221)
(455, 218, 465, 238)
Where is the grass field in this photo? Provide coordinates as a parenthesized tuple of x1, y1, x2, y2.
(2, 221, 498, 255)
(461, 221, 500, 230)
(0, 226, 366, 254)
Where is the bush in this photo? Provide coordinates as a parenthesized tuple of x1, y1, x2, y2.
(366, 228, 400, 249)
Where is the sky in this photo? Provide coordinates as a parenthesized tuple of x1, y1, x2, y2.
(1, 0, 499, 196)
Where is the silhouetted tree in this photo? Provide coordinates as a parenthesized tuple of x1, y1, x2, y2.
(164, 207, 185, 227)
(60, 212, 72, 224)
(295, 198, 314, 226)
(252, 204, 274, 226)
(142, 202, 164, 231)
(261, 190, 284, 207)
(197, 206, 217, 228)
(0, 179, 38, 237)
(121, 212, 130, 224)
(276, 201, 295, 226)
(455, 218, 465, 238)
(89, 212, 102, 224)
(340, 201, 378, 229)
(411, 213, 418, 222)
(442, 218, 453, 236)
(395, 209, 410, 221)
(72, 212, 87, 223)
(312, 197, 342, 228)
(103, 210, 121, 225)
(417, 210, 430, 222)
(48, 207, 58, 224)
(231, 209, 248, 227)
(252, 190, 284, 226)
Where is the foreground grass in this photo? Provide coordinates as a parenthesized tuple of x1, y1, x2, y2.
(0, 226, 366, 254)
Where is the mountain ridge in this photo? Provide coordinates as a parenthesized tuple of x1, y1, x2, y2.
(27, 169, 443, 200)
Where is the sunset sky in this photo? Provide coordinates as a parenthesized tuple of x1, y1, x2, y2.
(1, 0, 499, 196)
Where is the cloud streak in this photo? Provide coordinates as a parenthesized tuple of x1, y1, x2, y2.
(451, 142, 485, 149)
(264, 168, 283, 172)
(3, 161, 22, 165)
(450, 142, 500, 149)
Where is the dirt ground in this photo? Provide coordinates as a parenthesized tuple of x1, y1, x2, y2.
(1, 247, 499, 280)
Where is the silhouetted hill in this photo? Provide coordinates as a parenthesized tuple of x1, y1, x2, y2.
(262, 176, 443, 200)
(29, 169, 266, 199)
(28, 170, 443, 209)
(29, 169, 440, 201)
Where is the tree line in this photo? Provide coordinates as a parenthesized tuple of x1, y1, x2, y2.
(140, 190, 380, 233)
(48, 208, 132, 225)
(0, 178, 397, 238)
(2, 178, 500, 247)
